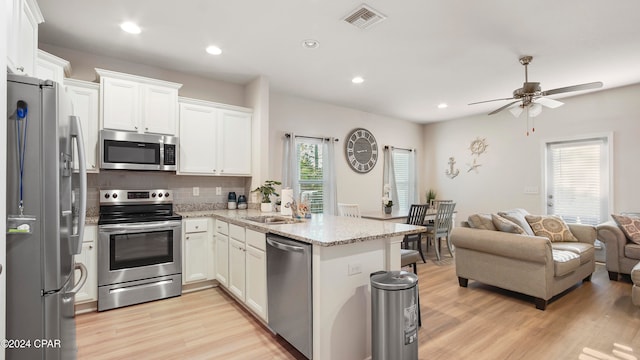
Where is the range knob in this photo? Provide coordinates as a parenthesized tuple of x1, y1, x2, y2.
(104, 193, 110, 199)
(158, 193, 163, 198)
(165, 192, 170, 198)
(112, 193, 118, 199)
(152, 193, 157, 198)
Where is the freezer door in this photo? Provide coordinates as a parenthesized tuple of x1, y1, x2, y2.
(44, 278, 78, 360)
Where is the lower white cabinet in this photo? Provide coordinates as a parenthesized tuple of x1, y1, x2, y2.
(183, 218, 214, 284)
(74, 224, 97, 303)
(228, 224, 246, 300)
(245, 229, 267, 321)
(215, 220, 230, 287)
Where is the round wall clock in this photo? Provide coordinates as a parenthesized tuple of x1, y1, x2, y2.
(345, 128, 378, 173)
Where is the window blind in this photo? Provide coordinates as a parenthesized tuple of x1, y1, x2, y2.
(393, 150, 410, 212)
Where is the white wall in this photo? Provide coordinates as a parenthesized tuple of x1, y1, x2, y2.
(269, 92, 425, 213)
(423, 83, 640, 224)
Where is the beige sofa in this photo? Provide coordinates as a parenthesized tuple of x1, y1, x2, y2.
(451, 223, 596, 310)
(595, 221, 640, 280)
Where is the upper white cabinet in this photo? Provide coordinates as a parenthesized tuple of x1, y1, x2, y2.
(65, 79, 100, 173)
(36, 50, 71, 84)
(95, 68, 182, 136)
(178, 97, 252, 176)
(6, 0, 44, 76)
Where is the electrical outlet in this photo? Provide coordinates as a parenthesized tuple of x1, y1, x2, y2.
(193, 187, 200, 196)
(348, 263, 362, 276)
(215, 187, 222, 195)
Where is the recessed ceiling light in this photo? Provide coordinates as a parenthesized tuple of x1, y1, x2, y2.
(438, 103, 448, 109)
(206, 45, 222, 55)
(302, 39, 320, 49)
(352, 76, 364, 84)
(120, 22, 141, 34)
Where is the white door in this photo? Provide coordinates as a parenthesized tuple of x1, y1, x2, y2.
(218, 109, 252, 175)
(545, 136, 611, 225)
(102, 77, 139, 132)
(143, 84, 177, 135)
(178, 103, 218, 174)
(184, 232, 209, 283)
(245, 245, 267, 320)
(215, 233, 229, 287)
(66, 80, 100, 172)
(228, 238, 246, 301)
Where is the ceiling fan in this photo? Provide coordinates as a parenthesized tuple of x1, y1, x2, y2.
(469, 56, 603, 134)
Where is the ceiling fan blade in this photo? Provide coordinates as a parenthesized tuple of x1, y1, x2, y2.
(541, 81, 603, 96)
(468, 97, 515, 105)
(536, 97, 564, 109)
(488, 100, 520, 115)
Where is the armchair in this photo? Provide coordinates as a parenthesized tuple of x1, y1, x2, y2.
(596, 221, 640, 280)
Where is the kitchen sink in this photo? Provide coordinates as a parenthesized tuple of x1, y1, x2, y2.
(243, 215, 303, 225)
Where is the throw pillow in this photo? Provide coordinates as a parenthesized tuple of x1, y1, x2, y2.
(611, 214, 640, 244)
(492, 214, 525, 234)
(525, 215, 578, 242)
(498, 209, 535, 236)
(467, 213, 497, 231)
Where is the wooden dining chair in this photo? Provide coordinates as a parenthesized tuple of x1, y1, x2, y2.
(403, 204, 429, 263)
(425, 202, 456, 261)
(337, 203, 361, 218)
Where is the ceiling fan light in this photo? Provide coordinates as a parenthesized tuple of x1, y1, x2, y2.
(529, 103, 543, 117)
(509, 106, 523, 118)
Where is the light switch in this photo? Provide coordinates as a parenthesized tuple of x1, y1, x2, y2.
(216, 187, 222, 195)
(193, 187, 200, 196)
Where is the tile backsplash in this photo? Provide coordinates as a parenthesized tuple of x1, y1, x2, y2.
(87, 171, 253, 213)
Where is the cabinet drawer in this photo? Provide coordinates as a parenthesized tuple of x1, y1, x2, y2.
(185, 218, 209, 233)
(246, 229, 266, 251)
(229, 224, 245, 241)
(216, 220, 229, 235)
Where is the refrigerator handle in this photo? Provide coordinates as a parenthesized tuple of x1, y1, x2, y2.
(70, 115, 87, 255)
(71, 262, 88, 294)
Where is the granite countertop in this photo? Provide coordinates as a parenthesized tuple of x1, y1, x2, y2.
(177, 209, 426, 247)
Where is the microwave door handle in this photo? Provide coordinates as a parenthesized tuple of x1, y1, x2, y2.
(70, 115, 87, 255)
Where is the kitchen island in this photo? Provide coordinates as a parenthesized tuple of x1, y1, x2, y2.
(178, 209, 426, 360)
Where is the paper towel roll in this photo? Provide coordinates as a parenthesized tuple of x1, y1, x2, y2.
(281, 188, 294, 216)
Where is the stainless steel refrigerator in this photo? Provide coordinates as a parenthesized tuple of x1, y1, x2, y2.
(6, 74, 88, 360)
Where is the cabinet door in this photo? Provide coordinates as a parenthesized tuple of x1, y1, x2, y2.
(74, 225, 97, 303)
(16, 0, 40, 76)
(184, 232, 210, 283)
(215, 232, 229, 287)
(218, 109, 252, 175)
(102, 77, 140, 132)
(6, 0, 20, 71)
(228, 238, 246, 301)
(246, 245, 267, 321)
(178, 103, 218, 174)
(143, 84, 178, 135)
(66, 80, 100, 172)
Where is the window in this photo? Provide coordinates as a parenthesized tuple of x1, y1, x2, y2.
(546, 137, 610, 225)
(393, 150, 411, 212)
(297, 139, 324, 214)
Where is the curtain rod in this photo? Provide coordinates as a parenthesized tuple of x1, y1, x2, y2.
(285, 133, 339, 142)
(384, 145, 414, 152)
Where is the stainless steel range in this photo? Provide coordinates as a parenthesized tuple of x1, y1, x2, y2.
(97, 189, 182, 311)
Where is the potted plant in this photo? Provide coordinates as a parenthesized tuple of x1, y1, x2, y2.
(427, 189, 437, 208)
(382, 184, 393, 214)
(252, 180, 281, 212)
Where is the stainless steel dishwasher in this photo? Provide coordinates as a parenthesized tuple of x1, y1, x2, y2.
(266, 234, 313, 359)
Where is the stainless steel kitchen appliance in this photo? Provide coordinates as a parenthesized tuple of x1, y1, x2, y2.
(99, 129, 177, 171)
(266, 234, 313, 359)
(6, 74, 88, 360)
(97, 189, 182, 311)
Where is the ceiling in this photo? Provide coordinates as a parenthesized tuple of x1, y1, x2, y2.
(37, 0, 640, 123)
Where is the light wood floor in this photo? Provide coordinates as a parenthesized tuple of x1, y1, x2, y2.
(77, 252, 640, 360)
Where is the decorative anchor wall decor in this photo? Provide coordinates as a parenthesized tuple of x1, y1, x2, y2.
(446, 157, 460, 179)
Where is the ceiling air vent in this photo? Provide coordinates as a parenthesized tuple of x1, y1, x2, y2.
(343, 4, 387, 29)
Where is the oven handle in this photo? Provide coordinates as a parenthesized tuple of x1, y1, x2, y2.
(99, 221, 182, 233)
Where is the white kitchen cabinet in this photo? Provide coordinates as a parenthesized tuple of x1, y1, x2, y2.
(228, 224, 246, 300)
(74, 224, 97, 303)
(178, 97, 252, 176)
(183, 218, 214, 284)
(96, 68, 182, 135)
(215, 220, 230, 287)
(245, 229, 267, 321)
(36, 50, 71, 84)
(6, 0, 43, 76)
(65, 79, 100, 173)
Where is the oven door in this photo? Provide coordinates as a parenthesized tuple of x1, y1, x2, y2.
(98, 220, 182, 286)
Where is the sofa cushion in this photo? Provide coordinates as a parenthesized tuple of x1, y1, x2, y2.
(525, 215, 578, 242)
(498, 209, 535, 236)
(492, 214, 525, 234)
(552, 250, 581, 277)
(611, 214, 640, 245)
(552, 242, 595, 265)
(625, 243, 640, 260)
(467, 213, 497, 231)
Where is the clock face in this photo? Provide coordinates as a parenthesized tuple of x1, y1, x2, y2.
(346, 128, 378, 173)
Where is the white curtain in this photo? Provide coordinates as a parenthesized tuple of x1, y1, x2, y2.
(383, 147, 399, 212)
(282, 133, 299, 199)
(408, 149, 419, 204)
(323, 137, 338, 215)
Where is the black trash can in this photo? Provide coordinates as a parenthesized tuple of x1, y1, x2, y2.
(370, 270, 419, 360)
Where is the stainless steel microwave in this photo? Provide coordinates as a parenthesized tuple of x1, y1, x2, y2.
(100, 130, 178, 171)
